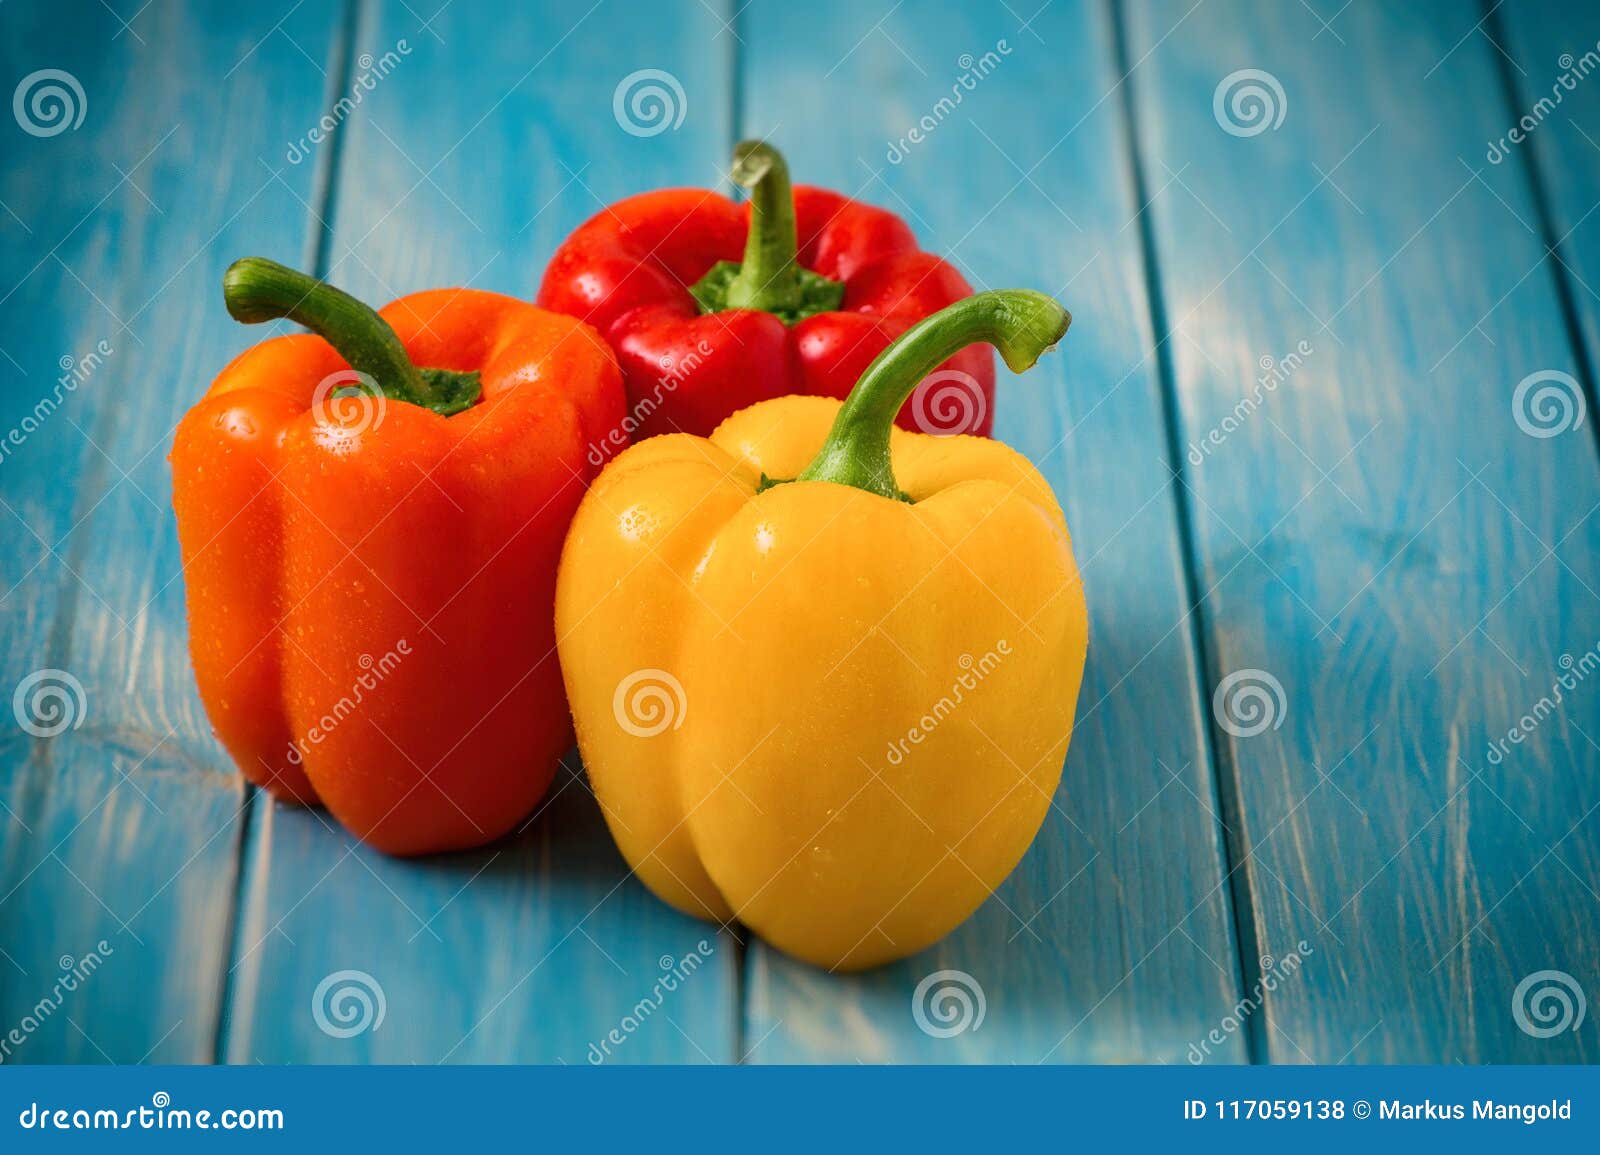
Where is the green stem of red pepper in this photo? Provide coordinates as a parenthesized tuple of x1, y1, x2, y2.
(689, 141, 845, 324)
(796, 290, 1071, 500)
(725, 141, 802, 312)
(222, 257, 481, 417)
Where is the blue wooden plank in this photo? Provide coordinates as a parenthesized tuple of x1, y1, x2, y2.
(223, 0, 740, 1064)
(739, 0, 1247, 1063)
(0, 0, 341, 1061)
(1499, 2, 1600, 417)
(1126, 0, 1600, 1061)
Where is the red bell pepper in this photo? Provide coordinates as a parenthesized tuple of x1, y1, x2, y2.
(537, 141, 994, 442)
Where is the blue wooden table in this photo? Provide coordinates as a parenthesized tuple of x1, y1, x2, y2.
(2, 0, 1597, 1065)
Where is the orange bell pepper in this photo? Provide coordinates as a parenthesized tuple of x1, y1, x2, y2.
(172, 258, 625, 855)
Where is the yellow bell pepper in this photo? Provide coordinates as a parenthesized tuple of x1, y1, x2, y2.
(556, 290, 1087, 971)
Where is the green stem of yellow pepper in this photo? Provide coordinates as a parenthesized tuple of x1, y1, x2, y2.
(797, 290, 1071, 499)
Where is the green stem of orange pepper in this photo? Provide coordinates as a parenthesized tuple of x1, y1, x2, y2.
(222, 257, 481, 416)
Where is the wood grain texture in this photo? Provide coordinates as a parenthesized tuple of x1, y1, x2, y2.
(738, 0, 1248, 1063)
(1499, 2, 1600, 415)
(0, 0, 339, 1061)
(1125, 0, 1600, 1062)
(221, 0, 741, 1064)
(7, 0, 1597, 1067)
